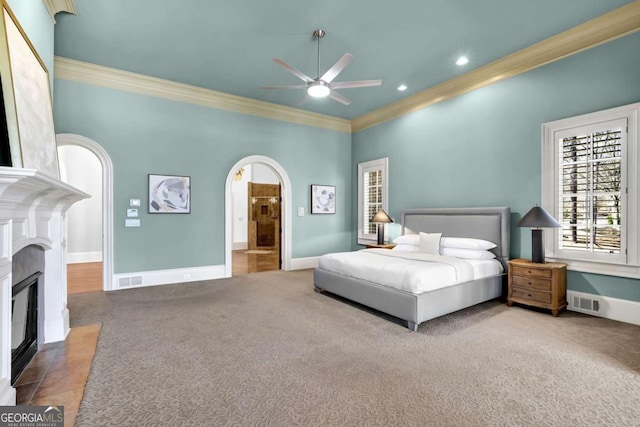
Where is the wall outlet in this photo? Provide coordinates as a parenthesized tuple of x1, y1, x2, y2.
(183, 273, 191, 280)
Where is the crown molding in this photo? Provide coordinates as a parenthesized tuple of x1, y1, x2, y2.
(352, 1, 640, 133)
(54, 57, 351, 133)
(42, 0, 76, 23)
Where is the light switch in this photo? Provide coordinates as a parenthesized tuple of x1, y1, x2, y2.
(125, 219, 141, 227)
(130, 199, 141, 207)
(297, 207, 305, 217)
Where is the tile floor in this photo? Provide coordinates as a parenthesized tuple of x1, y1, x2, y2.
(13, 324, 101, 427)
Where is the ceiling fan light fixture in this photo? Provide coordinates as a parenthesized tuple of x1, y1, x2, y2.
(307, 81, 330, 97)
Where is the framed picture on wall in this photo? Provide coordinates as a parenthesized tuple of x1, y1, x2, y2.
(149, 174, 191, 214)
(0, 4, 60, 177)
(311, 184, 335, 214)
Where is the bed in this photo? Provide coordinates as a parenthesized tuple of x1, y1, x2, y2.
(313, 207, 511, 331)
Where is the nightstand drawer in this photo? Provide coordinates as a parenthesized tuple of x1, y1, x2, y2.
(512, 288, 551, 304)
(511, 266, 552, 279)
(512, 275, 552, 291)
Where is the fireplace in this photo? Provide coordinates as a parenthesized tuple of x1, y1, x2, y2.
(11, 272, 41, 384)
(0, 168, 88, 405)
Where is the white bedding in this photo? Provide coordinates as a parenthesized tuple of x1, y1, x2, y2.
(318, 249, 503, 295)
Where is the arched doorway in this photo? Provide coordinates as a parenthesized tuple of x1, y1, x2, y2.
(56, 134, 114, 291)
(225, 156, 292, 277)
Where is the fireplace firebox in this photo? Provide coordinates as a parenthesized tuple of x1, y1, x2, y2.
(11, 272, 41, 384)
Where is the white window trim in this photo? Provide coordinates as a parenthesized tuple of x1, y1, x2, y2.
(357, 157, 388, 245)
(541, 102, 640, 279)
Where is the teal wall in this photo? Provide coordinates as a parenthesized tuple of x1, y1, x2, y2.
(13, 0, 640, 303)
(353, 33, 640, 302)
(6, 0, 54, 85)
(53, 80, 352, 273)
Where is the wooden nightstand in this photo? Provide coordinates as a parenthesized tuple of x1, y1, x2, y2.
(365, 243, 396, 249)
(507, 258, 567, 316)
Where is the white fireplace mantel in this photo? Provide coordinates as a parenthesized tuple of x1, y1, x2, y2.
(0, 167, 88, 405)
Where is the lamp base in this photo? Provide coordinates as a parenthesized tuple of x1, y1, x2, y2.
(377, 223, 384, 245)
(531, 229, 544, 263)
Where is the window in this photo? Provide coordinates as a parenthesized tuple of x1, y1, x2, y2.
(542, 103, 639, 278)
(358, 157, 388, 244)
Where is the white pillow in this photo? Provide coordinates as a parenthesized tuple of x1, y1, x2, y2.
(392, 244, 420, 252)
(440, 237, 497, 250)
(393, 234, 419, 246)
(441, 247, 496, 260)
(419, 232, 442, 255)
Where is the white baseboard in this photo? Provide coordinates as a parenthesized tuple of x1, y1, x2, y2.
(0, 378, 16, 405)
(290, 256, 320, 271)
(233, 242, 248, 250)
(67, 251, 102, 264)
(112, 265, 226, 291)
(567, 290, 640, 326)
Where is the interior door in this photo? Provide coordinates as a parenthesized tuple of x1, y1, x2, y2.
(247, 183, 281, 259)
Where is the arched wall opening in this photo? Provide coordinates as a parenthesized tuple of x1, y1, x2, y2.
(56, 133, 114, 291)
(224, 155, 292, 277)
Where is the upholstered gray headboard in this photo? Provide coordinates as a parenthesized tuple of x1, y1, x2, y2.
(401, 207, 511, 269)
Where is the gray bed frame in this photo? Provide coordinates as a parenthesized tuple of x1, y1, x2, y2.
(313, 207, 511, 331)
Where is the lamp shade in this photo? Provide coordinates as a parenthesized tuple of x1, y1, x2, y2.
(516, 206, 561, 228)
(370, 209, 393, 224)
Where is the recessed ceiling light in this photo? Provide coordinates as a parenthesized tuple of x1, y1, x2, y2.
(456, 56, 469, 66)
(397, 84, 408, 91)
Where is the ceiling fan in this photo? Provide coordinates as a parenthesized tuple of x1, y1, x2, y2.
(260, 29, 382, 106)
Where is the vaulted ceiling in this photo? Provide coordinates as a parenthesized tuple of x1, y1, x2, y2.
(54, 0, 635, 120)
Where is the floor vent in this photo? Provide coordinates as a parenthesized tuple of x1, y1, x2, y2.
(569, 292, 601, 314)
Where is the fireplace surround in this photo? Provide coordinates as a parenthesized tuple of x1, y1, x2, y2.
(0, 167, 87, 405)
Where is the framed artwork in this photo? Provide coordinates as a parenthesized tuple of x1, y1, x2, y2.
(0, 4, 59, 178)
(311, 184, 336, 214)
(149, 174, 191, 214)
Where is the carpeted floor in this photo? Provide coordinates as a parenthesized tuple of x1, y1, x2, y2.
(68, 269, 640, 426)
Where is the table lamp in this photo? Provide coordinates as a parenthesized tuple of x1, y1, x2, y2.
(516, 206, 561, 263)
(371, 209, 393, 245)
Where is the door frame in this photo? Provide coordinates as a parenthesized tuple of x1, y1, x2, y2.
(56, 133, 114, 291)
(225, 155, 291, 277)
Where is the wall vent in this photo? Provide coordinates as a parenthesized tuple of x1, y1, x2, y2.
(117, 276, 142, 289)
(569, 291, 601, 315)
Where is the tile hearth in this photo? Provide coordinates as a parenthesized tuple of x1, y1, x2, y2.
(14, 324, 100, 427)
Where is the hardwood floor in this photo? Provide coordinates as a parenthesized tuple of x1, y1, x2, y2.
(14, 324, 101, 427)
(67, 262, 103, 294)
(232, 249, 279, 275)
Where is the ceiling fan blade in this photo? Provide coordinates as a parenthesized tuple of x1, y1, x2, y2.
(320, 53, 353, 83)
(260, 85, 307, 90)
(273, 58, 314, 83)
(296, 94, 312, 106)
(330, 80, 382, 89)
(328, 90, 351, 106)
